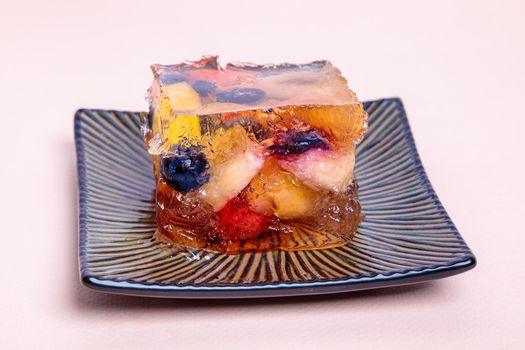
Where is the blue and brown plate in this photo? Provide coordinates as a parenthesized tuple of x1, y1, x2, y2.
(74, 98, 476, 298)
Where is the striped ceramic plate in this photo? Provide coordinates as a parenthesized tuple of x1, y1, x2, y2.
(75, 98, 475, 298)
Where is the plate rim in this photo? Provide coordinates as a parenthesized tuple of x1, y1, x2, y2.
(80, 257, 475, 299)
(75, 97, 476, 299)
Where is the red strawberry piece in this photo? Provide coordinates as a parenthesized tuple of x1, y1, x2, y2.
(215, 195, 271, 240)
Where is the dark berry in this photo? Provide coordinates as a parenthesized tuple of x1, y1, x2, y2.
(269, 129, 330, 156)
(160, 146, 209, 193)
(159, 73, 188, 85)
(190, 80, 217, 97)
(216, 88, 265, 105)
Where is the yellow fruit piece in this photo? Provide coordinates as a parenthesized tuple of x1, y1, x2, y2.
(165, 114, 201, 145)
(205, 125, 248, 164)
(158, 96, 172, 119)
(150, 96, 172, 135)
(247, 160, 317, 219)
(274, 104, 368, 145)
(162, 82, 201, 112)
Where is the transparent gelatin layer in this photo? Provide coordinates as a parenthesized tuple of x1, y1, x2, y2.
(142, 56, 368, 254)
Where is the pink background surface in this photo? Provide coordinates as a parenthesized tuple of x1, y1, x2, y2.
(1, 0, 524, 348)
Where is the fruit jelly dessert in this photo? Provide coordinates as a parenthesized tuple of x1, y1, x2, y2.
(142, 56, 368, 254)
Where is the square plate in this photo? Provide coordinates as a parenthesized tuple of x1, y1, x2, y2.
(75, 98, 475, 298)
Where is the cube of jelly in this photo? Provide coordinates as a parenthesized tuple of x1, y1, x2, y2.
(142, 56, 368, 254)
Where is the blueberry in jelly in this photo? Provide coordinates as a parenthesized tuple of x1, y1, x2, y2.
(269, 129, 330, 156)
(160, 146, 209, 193)
(160, 73, 188, 85)
(191, 80, 217, 97)
(216, 88, 265, 105)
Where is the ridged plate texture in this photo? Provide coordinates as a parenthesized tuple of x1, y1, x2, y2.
(75, 98, 475, 298)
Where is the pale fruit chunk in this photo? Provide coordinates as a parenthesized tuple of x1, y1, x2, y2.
(162, 82, 201, 112)
(247, 161, 317, 219)
(278, 149, 355, 193)
(199, 125, 258, 211)
(199, 147, 264, 211)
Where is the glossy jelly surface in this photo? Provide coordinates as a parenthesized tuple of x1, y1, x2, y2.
(143, 56, 367, 254)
